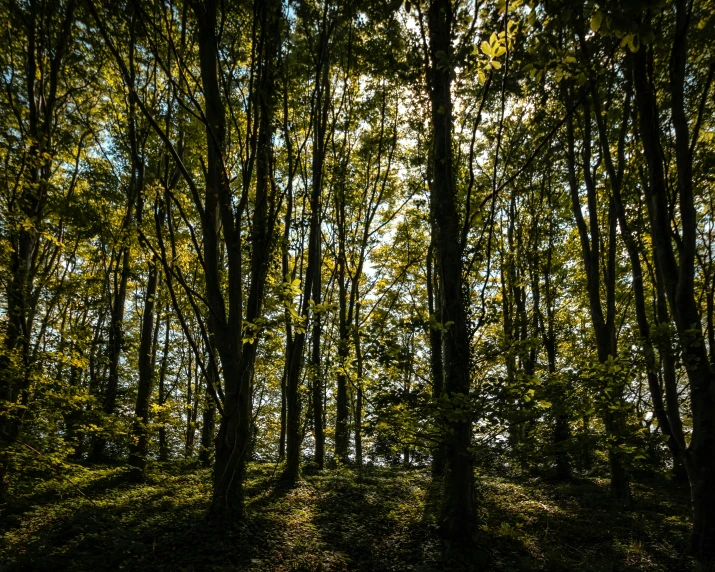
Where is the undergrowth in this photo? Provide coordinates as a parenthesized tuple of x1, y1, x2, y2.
(0, 462, 700, 571)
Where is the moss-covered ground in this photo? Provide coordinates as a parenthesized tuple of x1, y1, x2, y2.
(0, 463, 701, 571)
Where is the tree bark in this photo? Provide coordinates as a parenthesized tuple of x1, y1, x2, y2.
(128, 264, 160, 471)
(157, 312, 170, 462)
(427, 243, 445, 475)
(283, 9, 331, 480)
(428, 0, 475, 541)
(633, 13, 715, 556)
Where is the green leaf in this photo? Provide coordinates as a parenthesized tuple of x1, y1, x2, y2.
(590, 11, 603, 33)
(627, 35, 639, 53)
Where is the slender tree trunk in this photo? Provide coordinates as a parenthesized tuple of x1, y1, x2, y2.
(311, 26, 330, 470)
(279, 366, 287, 461)
(128, 264, 160, 471)
(283, 13, 330, 480)
(427, 243, 445, 475)
(157, 313, 170, 462)
(185, 350, 195, 458)
(200, 382, 216, 467)
(542, 204, 571, 480)
(564, 87, 629, 503)
(354, 302, 364, 469)
(93, 10, 144, 461)
(311, 308, 324, 468)
(335, 221, 350, 464)
(284, 331, 302, 480)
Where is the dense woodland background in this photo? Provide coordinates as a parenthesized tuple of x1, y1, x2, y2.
(1, 0, 715, 569)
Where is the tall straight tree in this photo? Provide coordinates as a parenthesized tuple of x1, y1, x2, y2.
(283, 0, 336, 479)
(427, 0, 475, 540)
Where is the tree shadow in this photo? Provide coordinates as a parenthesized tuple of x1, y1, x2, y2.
(304, 467, 464, 571)
(474, 472, 696, 571)
(1, 464, 289, 572)
(1, 464, 698, 572)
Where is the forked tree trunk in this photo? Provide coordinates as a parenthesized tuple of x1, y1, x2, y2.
(564, 87, 629, 504)
(633, 15, 715, 555)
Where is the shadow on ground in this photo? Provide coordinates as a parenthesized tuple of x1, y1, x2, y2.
(0, 463, 701, 572)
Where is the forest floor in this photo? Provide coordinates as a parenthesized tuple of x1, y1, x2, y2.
(0, 461, 704, 572)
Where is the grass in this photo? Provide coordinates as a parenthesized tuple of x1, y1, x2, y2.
(0, 462, 702, 571)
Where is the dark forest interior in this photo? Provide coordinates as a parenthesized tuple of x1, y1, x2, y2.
(1, 0, 715, 570)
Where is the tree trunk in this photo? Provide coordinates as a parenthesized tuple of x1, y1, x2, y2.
(540, 193, 571, 479)
(190, 0, 281, 519)
(428, 0, 475, 541)
(157, 312, 170, 462)
(427, 243, 445, 475)
(283, 14, 330, 480)
(350, 301, 363, 469)
(185, 350, 195, 458)
(335, 225, 350, 464)
(93, 9, 145, 461)
(200, 382, 216, 467)
(564, 87, 629, 503)
(633, 17, 715, 556)
(128, 264, 160, 471)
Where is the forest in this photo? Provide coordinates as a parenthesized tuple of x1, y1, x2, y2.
(1, 0, 714, 570)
